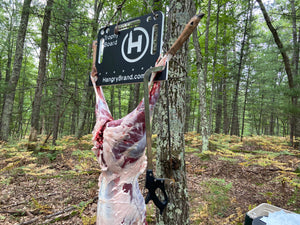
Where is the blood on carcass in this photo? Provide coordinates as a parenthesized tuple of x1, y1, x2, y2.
(91, 77, 160, 225)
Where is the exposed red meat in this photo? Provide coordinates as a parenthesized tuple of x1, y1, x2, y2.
(91, 75, 161, 225)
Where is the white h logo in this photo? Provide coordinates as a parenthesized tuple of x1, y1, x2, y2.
(121, 27, 149, 63)
(128, 31, 142, 54)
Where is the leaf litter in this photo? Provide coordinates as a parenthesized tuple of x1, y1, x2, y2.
(0, 134, 299, 224)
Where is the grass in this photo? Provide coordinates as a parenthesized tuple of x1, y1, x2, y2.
(195, 178, 233, 224)
(186, 133, 300, 224)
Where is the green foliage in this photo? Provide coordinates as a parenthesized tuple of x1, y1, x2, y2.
(199, 178, 232, 218)
(0, 0, 297, 140)
(36, 151, 58, 162)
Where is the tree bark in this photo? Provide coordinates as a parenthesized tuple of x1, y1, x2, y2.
(0, 0, 32, 141)
(29, 0, 54, 142)
(155, 1, 191, 223)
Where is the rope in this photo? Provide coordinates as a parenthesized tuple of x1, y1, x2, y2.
(143, 0, 157, 17)
(105, 0, 127, 30)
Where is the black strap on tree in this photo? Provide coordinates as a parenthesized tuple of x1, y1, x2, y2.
(143, 66, 169, 215)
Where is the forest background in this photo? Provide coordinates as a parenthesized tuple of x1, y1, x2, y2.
(0, 0, 299, 146)
(0, 0, 299, 224)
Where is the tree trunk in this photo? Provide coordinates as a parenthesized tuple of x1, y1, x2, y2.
(230, 0, 251, 136)
(52, 0, 71, 145)
(17, 50, 28, 138)
(191, 2, 209, 151)
(241, 67, 251, 141)
(241, 0, 253, 140)
(0, 0, 32, 141)
(118, 86, 122, 118)
(185, 76, 191, 132)
(155, 1, 191, 223)
(71, 77, 79, 134)
(257, 0, 298, 145)
(203, 0, 212, 84)
(110, 86, 115, 117)
(29, 0, 54, 142)
(133, 83, 140, 107)
(1, 21, 14, 122)
(258, 94, 264, 135)
(210, 0, 220, 134)
(290, 0, 300, 147)
(76, 0, 104, 138)
(127, 84, 134, 114)
(1, 8, 15, 120)
(222, 26, 229, 134)
(214, 82, 222, 134)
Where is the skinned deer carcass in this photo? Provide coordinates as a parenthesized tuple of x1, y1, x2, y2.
(91, 77, 160, 225)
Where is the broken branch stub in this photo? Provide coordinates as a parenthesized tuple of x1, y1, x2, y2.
(167, 12, 205, 57)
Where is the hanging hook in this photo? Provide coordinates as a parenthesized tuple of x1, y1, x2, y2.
(114, 0, 127, 34)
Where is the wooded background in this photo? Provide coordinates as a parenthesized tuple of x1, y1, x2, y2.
(0, 0, 299, 145)
(0, 1, 299, 224)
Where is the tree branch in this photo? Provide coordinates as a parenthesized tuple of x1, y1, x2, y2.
(256, 0, 294, 89)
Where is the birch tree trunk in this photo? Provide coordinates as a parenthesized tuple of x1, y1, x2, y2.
(29, 0, 54, 142)
(0, 0, 32, 141)
(191, 2, 209, 151)
(155, 1, 191, 223)
(197, 0, 211, 134)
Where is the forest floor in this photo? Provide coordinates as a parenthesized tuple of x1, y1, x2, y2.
(0, 134, 299, 225)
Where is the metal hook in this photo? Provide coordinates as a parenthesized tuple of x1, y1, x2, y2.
(143, 66, 169, 214)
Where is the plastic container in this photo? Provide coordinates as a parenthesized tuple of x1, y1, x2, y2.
(244, 203, 293, 225)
